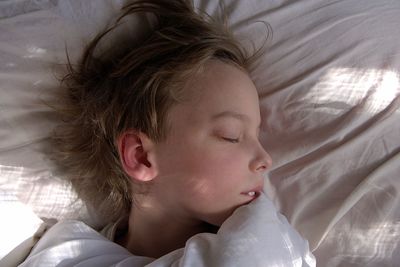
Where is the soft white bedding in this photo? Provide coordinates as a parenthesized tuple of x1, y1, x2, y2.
(16, 194, 315, 267)
(0, 0, 399, 266)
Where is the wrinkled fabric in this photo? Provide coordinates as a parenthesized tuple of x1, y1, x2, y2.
(18, 194, 315, 267)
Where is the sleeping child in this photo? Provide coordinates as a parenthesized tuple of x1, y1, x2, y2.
(9, 0, 316, 266)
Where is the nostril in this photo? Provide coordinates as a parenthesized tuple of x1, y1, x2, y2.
(256, 164, 267, 173)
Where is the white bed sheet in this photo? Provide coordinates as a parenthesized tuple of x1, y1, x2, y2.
(16, 194, 315, 267)
(0, 0, 399, 266)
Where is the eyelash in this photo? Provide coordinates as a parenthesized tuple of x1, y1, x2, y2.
(222, 137, 240, 143)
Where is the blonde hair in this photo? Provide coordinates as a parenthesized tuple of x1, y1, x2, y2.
(54, 0, 261, 222)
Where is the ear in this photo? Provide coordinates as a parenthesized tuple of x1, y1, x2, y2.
(117, 131, 158, 182)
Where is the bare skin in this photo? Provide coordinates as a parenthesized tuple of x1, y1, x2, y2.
(117, 60, 272, 258)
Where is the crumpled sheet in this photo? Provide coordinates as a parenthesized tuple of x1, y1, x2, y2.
(16, 194, 315, 267)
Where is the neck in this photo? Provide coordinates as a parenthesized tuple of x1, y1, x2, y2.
(118, 203, 217, 258)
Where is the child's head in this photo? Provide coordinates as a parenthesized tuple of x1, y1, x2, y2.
(126, 59, 272, 226)
(54, 0, 271, 224)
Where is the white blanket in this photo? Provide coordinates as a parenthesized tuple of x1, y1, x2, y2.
(16, 194, 315, 267)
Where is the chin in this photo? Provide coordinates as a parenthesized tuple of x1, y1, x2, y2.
(204, 206, 238, 227)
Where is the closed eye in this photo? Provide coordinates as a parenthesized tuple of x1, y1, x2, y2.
(222, 137, 240, 143)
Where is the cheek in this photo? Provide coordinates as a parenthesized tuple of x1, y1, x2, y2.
(181, 141, 229, 170)
(182, 146, 246, 191)
(158, 132, 249, 190)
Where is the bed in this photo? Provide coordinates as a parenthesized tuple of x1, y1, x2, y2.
(0, 0, 399, 266)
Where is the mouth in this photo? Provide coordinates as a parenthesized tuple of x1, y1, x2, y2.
(241, 185, 264, 199)
(243, 191, 258, 197)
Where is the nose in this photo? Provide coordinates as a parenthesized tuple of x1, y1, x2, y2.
(250, 141, 272, 173)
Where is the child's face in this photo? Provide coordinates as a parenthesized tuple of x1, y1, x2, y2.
(152, 60, 272, 226)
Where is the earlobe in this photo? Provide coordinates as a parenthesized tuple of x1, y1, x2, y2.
(118, 131, 158, 182)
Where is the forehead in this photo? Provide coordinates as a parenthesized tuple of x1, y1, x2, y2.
(167, 60, 261, 127)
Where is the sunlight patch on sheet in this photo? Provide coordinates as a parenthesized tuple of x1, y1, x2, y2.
(0, 195, 42, 258)
(0, 164, 89, 258)
(23, 45, 47, 59)
(333, 221, 400, 262)
(0, 165, 25, 191)
(0, 164, 83, 221)
(43, 242, 83, 265)
(5, 62, 16, 68)
(33, 80, 42, 86)
(303, 68, 400, 115)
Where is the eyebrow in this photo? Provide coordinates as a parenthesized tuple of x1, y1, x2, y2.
(211, 111, 261, 131)
(211, 111, 250, 122)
